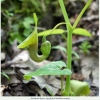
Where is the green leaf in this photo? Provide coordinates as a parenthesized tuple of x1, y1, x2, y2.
(52, 45, 67, 53)
(70, 80, 90, 96)
(72, 52, 80, 59)
(23, 28, 33, 37)
(16, 35, 25, 43)
(87, 45, 92, 48)
(1, 72, 10, 80)
(73, 28, 92, 37)
(11, 24, 19, 31)
(17, 29, 38, 48)
(38, 29, 65, 37)
(52, 45, 80, 59)
(46, 86, 54, 96)
(17, 13, 38, 48)
(24, 61, 72, 80)
(38, 22, 73, 37)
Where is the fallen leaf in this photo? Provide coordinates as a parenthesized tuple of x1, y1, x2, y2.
(81, 52, 99, 87)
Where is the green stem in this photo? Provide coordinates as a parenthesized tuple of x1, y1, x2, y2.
(29, 44, 46, 62)
(61, 75, 64, 94)
(45, 22, 66, 36)
(73, 0, 92, 28)
(63, 27, 73, 96)
(58, 0, 73, 96)
(58, 0, 71, 26)
(58, 0, 92, 96)
(46, 86, 54, 96)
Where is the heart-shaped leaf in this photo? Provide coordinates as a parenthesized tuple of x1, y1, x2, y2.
(73, 28, 92, 37)
(24, 61, 72, 80)
(70, 80, 90, 96)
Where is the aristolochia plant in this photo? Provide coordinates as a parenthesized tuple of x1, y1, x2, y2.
(17, 0, 92, 96)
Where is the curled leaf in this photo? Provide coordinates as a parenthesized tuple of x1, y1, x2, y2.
(17, 30, 38, 48)
(70, 80, 90, 96)
(17, 13, 38, 48)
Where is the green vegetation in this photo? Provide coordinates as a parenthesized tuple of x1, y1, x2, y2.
(16, 0, 92, 96)
(79, 41, 92, 54)
(1, 72, 10, 80)
(1, 0, 53, 45)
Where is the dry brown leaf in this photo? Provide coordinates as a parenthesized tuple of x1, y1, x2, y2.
(81, 52, 99, 87)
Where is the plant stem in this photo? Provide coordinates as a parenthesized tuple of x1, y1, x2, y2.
(46, 86, 54, 96)
(58, 0, 92, 96)
(63, 26, 73, 96)
(61, 75, 64, 94)
(58, 0, 71, 26)
(73, 0, 92, 28)
(45, 22, 66, 36)
(58, 0, 73, 96)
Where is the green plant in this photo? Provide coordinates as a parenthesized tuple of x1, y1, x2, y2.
(1, 0, 52, 45)
(1, 0, 5, 2)
(79, 41, 92, 54)
(1, 72, 10, 80)
(17, 0, 92, 96)
(52, 45, 80, 59)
